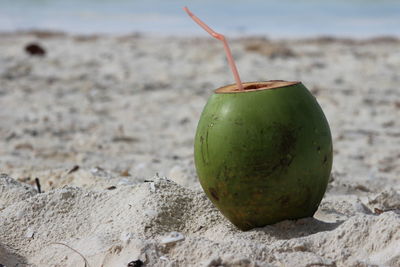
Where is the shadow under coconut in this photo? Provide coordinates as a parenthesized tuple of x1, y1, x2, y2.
(0, 243, 28, 266)
(253, 217, 344, 240)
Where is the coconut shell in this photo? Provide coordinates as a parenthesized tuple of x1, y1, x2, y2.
(194, 81, 333, 230)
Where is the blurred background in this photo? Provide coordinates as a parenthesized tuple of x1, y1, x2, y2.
(1, 0, 400, 37)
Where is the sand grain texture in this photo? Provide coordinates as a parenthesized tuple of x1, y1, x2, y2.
(0, 33, 400, 266)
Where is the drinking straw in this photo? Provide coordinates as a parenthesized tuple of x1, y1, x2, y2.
(184, 7, 244, 91)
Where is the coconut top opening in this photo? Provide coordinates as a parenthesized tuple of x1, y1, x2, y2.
(215, 80, 301, 93)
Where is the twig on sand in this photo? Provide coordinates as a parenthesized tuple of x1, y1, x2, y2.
(51, 242, 90, 267)
(35, 178, 41, 193)
(67, 165, 80, 174)
(374, 208, 398, 215)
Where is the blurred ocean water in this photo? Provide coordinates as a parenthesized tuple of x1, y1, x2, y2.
(1, 0, 399, 37)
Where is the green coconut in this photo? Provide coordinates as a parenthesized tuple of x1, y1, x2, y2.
(194, 80, 333, 230)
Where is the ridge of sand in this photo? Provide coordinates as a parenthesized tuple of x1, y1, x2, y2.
(1, 174, 400, 266)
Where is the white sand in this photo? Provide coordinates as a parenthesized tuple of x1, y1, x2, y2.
(0, 32, 400, 266)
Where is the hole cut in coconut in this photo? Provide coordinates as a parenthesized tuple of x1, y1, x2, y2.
(215, 80, 300, 93)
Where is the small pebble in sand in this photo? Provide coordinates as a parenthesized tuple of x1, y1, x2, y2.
(118, 178, 134, 186)
(25, 43, 46, 56)
(120, 232, 134, 244)
(127, 259, 143, 267)
(160, 231, 185, 245)
(25, 227, 35, 239)
(159, 256, 169, 261)
(149, 182, 156, 193)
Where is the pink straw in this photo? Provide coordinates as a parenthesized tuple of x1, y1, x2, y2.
(183, 7, 244, 91)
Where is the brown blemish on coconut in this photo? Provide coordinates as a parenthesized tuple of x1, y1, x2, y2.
(209, 187, 219, 201)
(279, 195, 290, 206)
(247, 123, 298, 179)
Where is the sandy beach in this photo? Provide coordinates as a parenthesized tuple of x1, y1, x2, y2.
(0, 32, 400, 266)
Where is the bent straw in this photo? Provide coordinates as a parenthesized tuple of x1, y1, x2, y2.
(183, 7, 244, 91)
